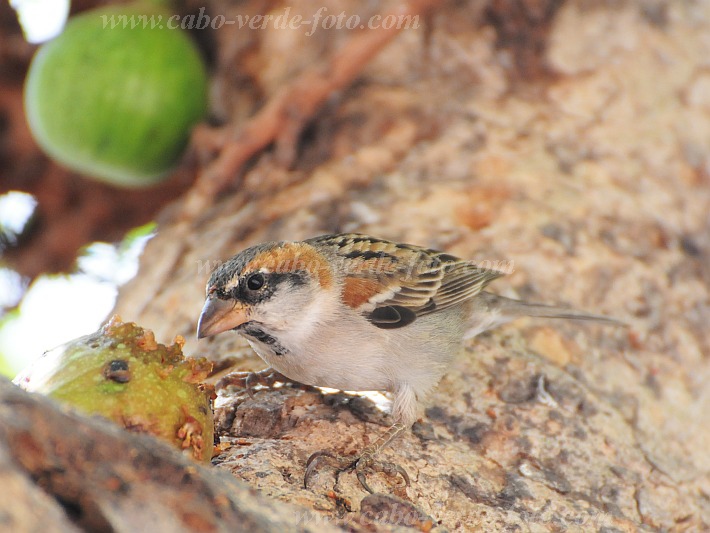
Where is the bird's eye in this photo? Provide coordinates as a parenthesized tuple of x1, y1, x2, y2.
(246, 272, 265, 291)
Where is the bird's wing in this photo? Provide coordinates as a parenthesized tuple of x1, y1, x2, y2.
(306, 234, 505, 329)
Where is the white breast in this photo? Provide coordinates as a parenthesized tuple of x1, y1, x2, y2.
(246, 302, 468, 400)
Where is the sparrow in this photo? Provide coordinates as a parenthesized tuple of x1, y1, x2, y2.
(197, 233, 621, 492)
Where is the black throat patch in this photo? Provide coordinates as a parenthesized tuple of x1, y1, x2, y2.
(239, 324, 288, 356)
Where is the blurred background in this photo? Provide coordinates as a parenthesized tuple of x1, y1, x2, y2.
(1, 0, 211, 375)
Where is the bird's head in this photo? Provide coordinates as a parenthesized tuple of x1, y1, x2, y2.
(197, 240, 336, 339)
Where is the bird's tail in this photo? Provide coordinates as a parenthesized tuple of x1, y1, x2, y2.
(465, 292, 625, 339)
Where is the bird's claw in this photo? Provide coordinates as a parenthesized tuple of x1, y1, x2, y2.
(357, 458, 410, 494)
(304, 450, 410, 494)
(216, 368, 290, 398)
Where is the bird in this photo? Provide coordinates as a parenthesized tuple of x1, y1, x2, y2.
(197, 233, 622, 492)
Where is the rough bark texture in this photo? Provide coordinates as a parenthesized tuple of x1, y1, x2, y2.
(0, 377, 341, 532)
(8, 0, 710, 531)
(112, 0, 710, 530)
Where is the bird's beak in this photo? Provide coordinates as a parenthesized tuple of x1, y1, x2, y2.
(197, 297, 249, 339)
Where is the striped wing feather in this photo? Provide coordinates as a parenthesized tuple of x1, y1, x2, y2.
(307, 234, 505, 328)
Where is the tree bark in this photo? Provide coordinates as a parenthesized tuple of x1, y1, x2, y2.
(0, 377, 341, 532)
(115, 0, 710, 530)
(8, 0, 710, 531)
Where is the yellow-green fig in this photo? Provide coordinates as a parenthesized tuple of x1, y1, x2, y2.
(24, 3, 208, 187)
(14, 316, 214, 463)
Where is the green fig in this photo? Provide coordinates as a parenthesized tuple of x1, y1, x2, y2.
(24, 3, 209, 187)
(14, 316, 214, 463)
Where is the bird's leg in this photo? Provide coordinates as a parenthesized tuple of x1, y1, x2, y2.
(304, 422, 410, 493)
(216, 368, 304, 398)
(355, 422, 410, 493)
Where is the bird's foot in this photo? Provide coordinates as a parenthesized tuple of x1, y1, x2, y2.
(304, 449, 410, 494)
(304, 423, 410, 493)
(216, 367, 305, 398)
